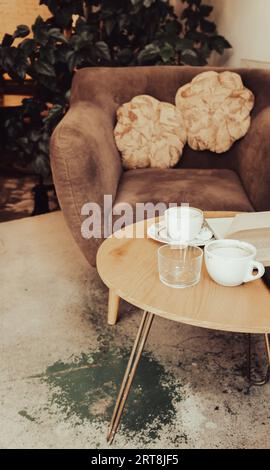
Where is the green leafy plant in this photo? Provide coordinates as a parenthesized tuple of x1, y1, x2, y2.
(0, 0, 231, 176)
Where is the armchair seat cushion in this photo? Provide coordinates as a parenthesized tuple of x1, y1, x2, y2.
(114, 168, 253, 213)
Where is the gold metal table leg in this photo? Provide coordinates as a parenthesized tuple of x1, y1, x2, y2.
(247, 334, 270, 387)
(107, 311, 154, 444)
(108, 326, 270, 443)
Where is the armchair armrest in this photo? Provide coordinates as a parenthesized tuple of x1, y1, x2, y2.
(236, 107, 270, 211)
(50, 101, 122, 266)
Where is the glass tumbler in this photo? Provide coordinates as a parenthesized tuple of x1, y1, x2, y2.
(158, 244, 203, 289)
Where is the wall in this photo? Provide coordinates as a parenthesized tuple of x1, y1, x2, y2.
(0, 0, 48, 39)
(173, 0, 270, 68)
(207, 0, 270, 67)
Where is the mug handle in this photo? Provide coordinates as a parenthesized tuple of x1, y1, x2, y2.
(243, 260, 265, 283)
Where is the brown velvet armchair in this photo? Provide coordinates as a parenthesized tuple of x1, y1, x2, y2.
(50, 66, 270, 267)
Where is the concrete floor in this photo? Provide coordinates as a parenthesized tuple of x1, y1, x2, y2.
(0, 211, 270, 449)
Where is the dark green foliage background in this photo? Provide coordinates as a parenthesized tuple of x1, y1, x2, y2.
(0, 0, 231, 176)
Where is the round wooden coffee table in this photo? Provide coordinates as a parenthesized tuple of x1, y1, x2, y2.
(97, 211, 270, 443)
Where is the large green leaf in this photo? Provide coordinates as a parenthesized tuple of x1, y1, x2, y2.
(199, 5, 213, 17)
(67, 51, 82, 72)
(32, 154, 51, 177)
(116, 48, 134, 65)
(175, 37, 194, 52)
(200, 18, 216, 34)
(143, 0, 157, 7)
(43, 104, 65, 129)
(48, 28, 68, 43)
(137, 44, 161, 64)
(13, 25, 30, 39)
(32, 16, 49, 46)
(1, 34, 14, 47)
(95, 41, 111, 61)
(210, 35, 232, 54)
(181, 48, 200, 65)
(160, 42, 175, 63)
(104, 18, 116, 36)
(19, 38, 36, 56)
(34, 61, 56, 77)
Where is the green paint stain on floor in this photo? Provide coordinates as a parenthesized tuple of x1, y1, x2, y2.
(39, 347, 182, 440)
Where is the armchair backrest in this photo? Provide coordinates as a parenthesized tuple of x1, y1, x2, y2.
(70, 66, 270, 120)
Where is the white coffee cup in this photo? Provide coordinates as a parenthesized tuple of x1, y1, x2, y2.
(164, 206, 203, 242)
(204, 239, 265, 287)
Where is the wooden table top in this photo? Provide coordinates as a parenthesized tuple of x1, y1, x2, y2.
(97, 212, 270, 334)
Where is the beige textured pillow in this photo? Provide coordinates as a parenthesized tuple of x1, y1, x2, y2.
(114, 95, 187, 169)
(175, 71, 255, 153)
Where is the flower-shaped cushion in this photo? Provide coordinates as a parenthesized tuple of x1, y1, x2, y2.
(114, 95, 187, 169)
(175, 71, 255, 153)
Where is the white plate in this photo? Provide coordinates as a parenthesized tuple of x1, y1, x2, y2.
(147, 221, 214, 246)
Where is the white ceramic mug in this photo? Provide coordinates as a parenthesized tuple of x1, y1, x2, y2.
(204, 239, 265, 287)
(164, 207, 203, 242)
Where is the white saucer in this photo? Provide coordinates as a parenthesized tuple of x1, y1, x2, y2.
(147, 221, 214, 246)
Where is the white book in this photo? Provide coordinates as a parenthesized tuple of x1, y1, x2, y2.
(206, 212, 270, 267)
